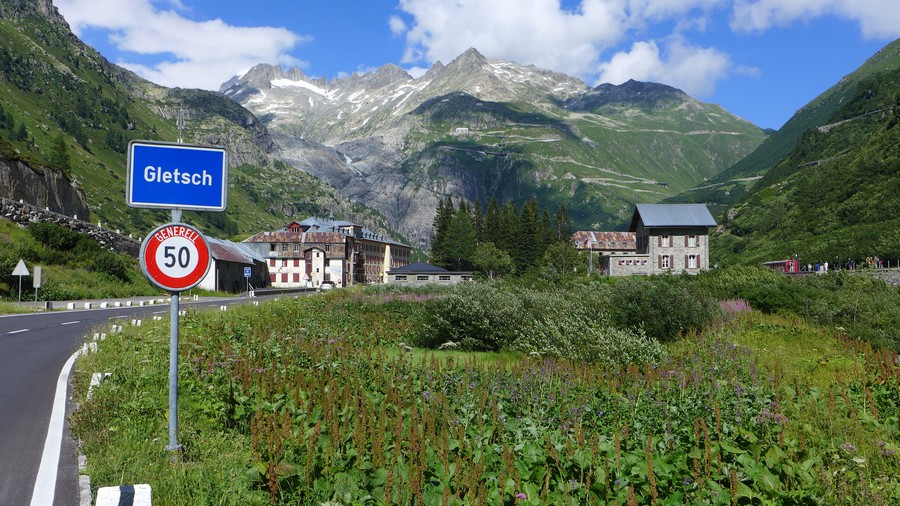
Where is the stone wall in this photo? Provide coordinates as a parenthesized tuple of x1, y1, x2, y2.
(0, 198, 140, 257)
(865, 268, 900, 287)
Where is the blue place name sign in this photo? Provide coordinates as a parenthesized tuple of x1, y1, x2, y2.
(127, 140, 229, 211)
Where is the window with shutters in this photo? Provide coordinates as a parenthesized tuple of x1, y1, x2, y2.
(688, 235, 697, 247)
(661, 234, 670, 247)
(661, 255, 670, 268)
(688, 255, 698, 269)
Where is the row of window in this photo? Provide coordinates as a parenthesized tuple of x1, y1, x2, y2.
(659, 254, 699, 269)
(395, 275, 453, 281)
(659, 234, 699, 248)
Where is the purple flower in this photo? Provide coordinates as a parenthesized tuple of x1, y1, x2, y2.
(841, 442, 858, 453)
(515, 493, 527, 500)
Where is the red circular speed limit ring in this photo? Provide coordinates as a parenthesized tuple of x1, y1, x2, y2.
(140, 223, 211, 292)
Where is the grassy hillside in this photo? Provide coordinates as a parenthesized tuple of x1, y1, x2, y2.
(667, 37, 900, 216)
(0, 3, 404, 243)
(407, 92, 764, 230)
(712, 67, 900, 265)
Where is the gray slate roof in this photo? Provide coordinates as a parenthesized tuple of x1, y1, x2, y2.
(630, 204, 717, 230)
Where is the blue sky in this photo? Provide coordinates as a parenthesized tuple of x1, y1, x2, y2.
(54, 0, 899, 130)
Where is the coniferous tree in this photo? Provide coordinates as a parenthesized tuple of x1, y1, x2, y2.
(443, 200, 476, 270)
(499, 202, 521, 270)
(554, 204, 572, 242)
(518, 197, 540, 269)
(13, 122, 27, 141)
(540, 207, 553, 256)
(473, 197, 483, 243)
(483, 196, 501, 246)
(430, 195, 454, 265)
(49, 133, 71, 174)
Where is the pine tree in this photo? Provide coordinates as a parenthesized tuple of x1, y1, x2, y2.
(13, 121, 27, 141)
(430, 195, 455, 267)
(540, 207, 553, 256)
(518, 197, 540, 269)
(443, 201, 476, 270)
(473, 197, 483, 243)
(499, 202, 521, 270)
(483, 196, 501, 246)
(49, 133, 71, 173)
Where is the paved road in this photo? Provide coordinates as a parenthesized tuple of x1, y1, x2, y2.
(0, 295, 268, 506)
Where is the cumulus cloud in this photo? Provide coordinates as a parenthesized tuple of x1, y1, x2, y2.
(596, 38, 733, 96)
(55, 0, 307, 90)
(731, 0, 900, 39)
(394, 0, 897, 99)
(396, 0, 631, 77)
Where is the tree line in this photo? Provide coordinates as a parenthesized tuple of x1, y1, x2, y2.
(430, 195, 580, 278)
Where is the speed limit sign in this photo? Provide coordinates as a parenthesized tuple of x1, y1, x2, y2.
(140, 223, 211, 292)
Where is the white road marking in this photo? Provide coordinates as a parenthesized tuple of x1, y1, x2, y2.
(8, 329, 28, 334)
(60, 321, 80, 326)
(31, 348, 81, 506)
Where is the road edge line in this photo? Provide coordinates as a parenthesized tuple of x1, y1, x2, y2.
(30, 347, 82, 506)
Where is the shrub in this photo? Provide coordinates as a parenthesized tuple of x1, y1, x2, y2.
(608, 275, 720, 342)
(418, 282, 524, 351)
(91, 251, 133, 281)
(28, 222, 81, 251)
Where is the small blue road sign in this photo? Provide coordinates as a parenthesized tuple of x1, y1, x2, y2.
(244, 267, 252, 278)
(127, 140, 228, 211)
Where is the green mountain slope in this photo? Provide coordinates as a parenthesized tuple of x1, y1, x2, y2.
(711, 66, 900, 265)
(0, 0, 399, 241)
(667, 38, 900, 215)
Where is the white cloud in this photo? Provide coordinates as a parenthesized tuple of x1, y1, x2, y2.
(397, 0, 632, 78)
(389, 15, 407, 35)
(596, 39, 732, 96)
(54, 0, 307, 90)
(731, 0, 900, 39)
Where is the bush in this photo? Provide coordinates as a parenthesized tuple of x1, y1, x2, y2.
(608, 275, 720, 342)
(418, 282, 665, 366)
(91, 251, 133, 281)
(28, 222, 81, 251)
(418, 282, 524, 351)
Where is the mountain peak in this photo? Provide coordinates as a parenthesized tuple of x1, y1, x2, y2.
(0, 0, 69, 28)
(453, 48, 489, 66)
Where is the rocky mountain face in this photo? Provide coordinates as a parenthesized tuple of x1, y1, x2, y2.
(0, 0, 404, 241)
(0, 151, 89, 219)
(223, 48, 766, 248)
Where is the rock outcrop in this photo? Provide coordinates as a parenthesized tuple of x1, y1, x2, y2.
(0, 155, 90, 220)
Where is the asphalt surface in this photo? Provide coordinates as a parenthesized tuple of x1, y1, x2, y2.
(0, 294, 272, 506)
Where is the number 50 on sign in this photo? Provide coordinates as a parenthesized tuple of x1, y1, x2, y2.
(140, 223, 211, 292)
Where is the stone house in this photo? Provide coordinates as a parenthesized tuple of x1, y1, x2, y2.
(605, 204, 716, 276)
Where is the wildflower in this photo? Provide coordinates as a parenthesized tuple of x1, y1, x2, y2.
(841, 442, 857, 454)
(515, 493, 527, 500)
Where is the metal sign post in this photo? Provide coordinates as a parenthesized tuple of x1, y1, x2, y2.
(12, 259, 28, 304)
(140, 214, 211, 457)
(129, 137, 226, 458)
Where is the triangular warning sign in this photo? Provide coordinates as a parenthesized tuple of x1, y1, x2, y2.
(12, 259, 29, 276)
